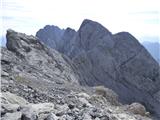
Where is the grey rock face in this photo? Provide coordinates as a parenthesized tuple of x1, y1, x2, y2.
(36, 25, 65, 51)
(60, 28, 77, 54)
(36, 26, 77, 55)
(36, 19, 160, 118)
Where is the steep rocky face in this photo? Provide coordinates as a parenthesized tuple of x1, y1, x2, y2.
(36, 19, 160, 118)
(68, 19, 113, 58)
(60, 27, 77, 54)
(1, 29, 152, 120)
(36, 25, 65, 51)
(36, 25, 77, 56)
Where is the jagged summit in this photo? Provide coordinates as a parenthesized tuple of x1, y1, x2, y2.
(79, 19, 111, 34)
(36, 25, 65, 50)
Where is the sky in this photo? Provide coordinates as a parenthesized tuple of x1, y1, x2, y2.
(0, 0, 160, 46)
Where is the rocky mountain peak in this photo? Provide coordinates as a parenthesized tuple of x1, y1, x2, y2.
(65, 27, 76, 32)
(79, 19, 111, 35)
(77, 19, 112, 51)
(36, 19, 160, 118)
(36, 25, 65, 50)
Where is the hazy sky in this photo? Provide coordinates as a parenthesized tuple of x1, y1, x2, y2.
(0, 0, 159, 45)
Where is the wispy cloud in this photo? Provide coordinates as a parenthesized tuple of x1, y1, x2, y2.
(1, 0, 159, 44)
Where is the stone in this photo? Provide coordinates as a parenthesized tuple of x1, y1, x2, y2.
(94, 86, 119, 105)
(127, 103, 147, 116)
(1, 103, 20, 113)
(77, 92, 90, 99)
(1, 92, 28, 105)
(55, 104, 68, 117)
(68, 103, 75, 109)
(1, 71, 9, 77)
(1, 112, 22, 120)
(28, 103, 55, 114)
(78, 97, 92, 107)
(21, 107, 38, 120)
(83, 113, 92, 120)
(44, 113, 58, 120)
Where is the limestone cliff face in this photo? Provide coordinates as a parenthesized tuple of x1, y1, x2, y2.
(36, 19, 160, 117)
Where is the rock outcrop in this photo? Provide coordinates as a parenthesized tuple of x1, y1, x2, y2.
(2, 29, 80, 103)
(1, 91, 151, 120)
(36, 19, 160, 118)
(36, 25, 65, 51)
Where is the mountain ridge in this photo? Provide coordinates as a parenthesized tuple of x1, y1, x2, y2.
(36, 19, 160, 118)
(1, 29, 154, 120)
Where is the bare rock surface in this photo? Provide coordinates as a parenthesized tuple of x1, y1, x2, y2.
(1, 91, 152, 120)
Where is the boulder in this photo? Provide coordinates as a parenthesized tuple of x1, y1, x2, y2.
(1, 92, 28, 105)
(127, 103, 147, 116)
(1, 112, 22, 120)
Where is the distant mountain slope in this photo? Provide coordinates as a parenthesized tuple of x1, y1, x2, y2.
(142, 41, 160, 64)
(36, 19, 160, 118)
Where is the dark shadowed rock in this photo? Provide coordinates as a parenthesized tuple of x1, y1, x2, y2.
(36, 25, 65, 51)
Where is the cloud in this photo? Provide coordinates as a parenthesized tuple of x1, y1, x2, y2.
(1, 0, 159, 44)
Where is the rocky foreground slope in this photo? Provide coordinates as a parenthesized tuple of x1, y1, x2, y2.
(36, 19, 160, 118)
(1, 29, 153, 120)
